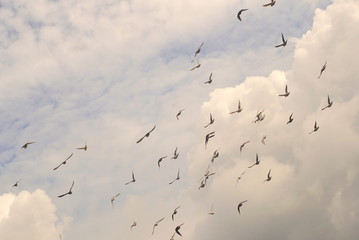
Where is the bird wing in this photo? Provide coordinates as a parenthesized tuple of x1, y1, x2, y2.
(69, 181, 75, 191)
(268, 169, 271, 178)
(281, 33, 286, 43)
(53, 162, 63, 171)
(65, 153, 73, 161)
(57, 192, 69, 198)
(132, 171, 135, 181)
(136, 135, 145, 143)
(148, 125, 156, 134)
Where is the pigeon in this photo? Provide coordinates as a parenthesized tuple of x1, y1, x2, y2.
(176, 109, 185, 120)
(152, 217, 165, 235)
(318, 61, 327, 79)
(171, 147, 179, 160)
(263, 169, 272, 182)
(208, 204, 215, 215)
(175, 223, 184, 237)
(21, 142, 35, 149)
(279, 84, 290, 97)
(321, 95, 333, 110)
(230, 100, 243, 114)
(263, 0, 276, 7)
(136, 125, 156, 143)
(169, 169, 180, 185)
(211, 149, 220, 164)
(261, 135, 267, 145)
(125, 171, 136, 185)
(309, 121, 319, 134)
(53, 153, 74, 171)
(172, 206, 181, 221)
(240, 141, 250, 152)
(237, 9, 248, 21)
(275, 33, 287, 48)
(130, 221, 137, 230)
(111, 192, 121, 208)
(287, 113, 294, 124)
(248, 153, 260, 168)
(236, 171, 246, 184)
(58, 181, 75, 198)
(191, 42, 204, 62)
(237, 200, 248, 214)
(204, 73, 213, 84)
(204, 113, 215, 128)
(205, 131, 215, 149)
(158, 156, 167, 168)
(12, 179, 23, 188)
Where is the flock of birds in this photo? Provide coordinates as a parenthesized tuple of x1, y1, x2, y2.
(8, 1, 334, 239)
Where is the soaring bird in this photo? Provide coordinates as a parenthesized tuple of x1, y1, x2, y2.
(237, 200, 248, 214)
(279, 84, 290, 97)
(287, 113, 294, 124)
(169, 169, 180, 185)
(172, 206, 181, 221)
(204, 113, 215, 128)
(248, 153, 260, 168)
(157, 156, 167, 168)
(130, 221, 137, 230)
(253, 110, 265, 123)
(136, 125, 156, 143)
(176, 109, 185, 120)
(111, 192, 121, 208)
(261, 135, 267, 145)
(191, 42, 204, 62)
(237, 9, 248, 21)
(77, 143, 87, 151)
(205, 131, 215, 149)
(53, 153, 74, 171)
(204, 73, 213, 84)
(230, 99, 243, 114)
(12, 179, 23, 188)
(189, 60, 201, 71)
(211, 149, 220, 163)
(21, 142, 35, 149)
(240, 141, 250, 152)
(275, 33, 287, 48)
(175, 223, 184, 237)
(58, 181, 74, 198)
(321, 95, 333, 110)
(208, 204, 215, 215)
(318, 61, 327, 79)
(309, 121, 319, 134)
(125, 171, 136, 185)
(171, 147, 179, 160)
(236, 171, 246, 184)
(152, 217, 165, 235)
(263, 169, 272, 182)
(263, 0, 276, 7)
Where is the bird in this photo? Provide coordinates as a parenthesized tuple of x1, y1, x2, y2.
(230, 99, 243, 114)
(236, 171, 246, 184)
(263, 169, 272, 182)
(152, 217, 165, 235)
(321, 95, 333, 110)
(211, 149, 220, 163)
(275, 33, 287, 48)
(240, 141, 250, 152)
(172, 206, 181, 221)
(191, 42, 204, 62)
(208, 204, 215, 215)
(169, 169, 180, 184)
(318, 61, 327, 79)
(205, 131, 215, 149)
(263, 0, 276, 7)
(58, 180, 74, 198)
(248, 153, 260, 168)
(53, 153, 74, 171)
(261, 135, 267, 145)
(130, 221, 137, 230)
(77, 143, 87, 151)
(189, 60, 201, 71)
(111, 192, 121, 208)
(21, 142, 35, 149)
(309, 121, 319, 134)
(253, 110, 265, 123)
(237, 200, 248, 214)
(125, 171, 136, 185)
(175, 223, 184, 237)
(171, 147, 179, 160)
(287, 113, 294, 124)
(279, 84, 290, 97)
(157, 156, 167, 168)
(176, 109, 185, 120)
(12, 179, 23, 188)
(237, 9, 248, 21)
(204, 113, 215, 128)
(204, 73, 213, 84)
(136, 125, 156, 143)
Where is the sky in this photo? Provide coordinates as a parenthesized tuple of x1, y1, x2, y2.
(0, 0, 359, 239)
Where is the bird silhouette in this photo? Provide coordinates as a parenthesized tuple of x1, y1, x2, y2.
(240, 141, 250, 152)
(172, 206, 181, 221)
(205, 131, 215, 149)
(237, 200, 248, 214)
(191, 42, 204, 62)
(208, 204, 215, 215)
(263, 0, 276, 7)
(169, 169, 180, 184)
(58, 181, 74, 198)
(136, 125, 156, 143)
(287, 113, 294, 124)
(77, 143, 87, 151)
(152, 217, 165, 235)
(158, 156, 167, 168)
(21, 142, 35, 149)
(279, 84, 290, 97)
(263, 169, 272, 182)
(175, 223, 184, 237)
(230, 100, 243, 114)
(204, 73, 213, 84)
(211, 149, 220, 163)
(253, 110, 265, 123)
(12, 179, 23, 188)
(204, 113, 215, 128)
(176, 109, 185, 120)
(318, 61, 327, 78)
(309, 121, 319, 134)
(53, 153, 74, 171)
(130, 221, 137, 230)
(248, 153, 260, 168)
(236, 171, 246, 184)
(189, 60, 201, 71)
(237, 9, 248, 21)
(321, 95, 333, 110)
(111, 192, 121, 208)
(125, 171, 136, 185)
(171, 147, 179, 160)
(261, 135, 267, 145)
(275, 33, 287, 48)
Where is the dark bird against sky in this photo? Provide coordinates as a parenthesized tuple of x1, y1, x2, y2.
(230, 99, 243, 114)
(58, 180, 74, 198)
(192, 42, 204, 62)
(176, 109, 184, 120)
(248, 153, 260, 168)
(318, 61, 327, 78)
(237, 200, 248, 214)
(237, 9, 248, 21)
(204, 113, 215, 128)
(53, 153, 74, 171)
(205, 131, 215, 149)
(279, 84, 290, 97)
(287, 113, 294, 124)
(309, 121, 319, 134)
(125, 171, 136, 185)
(263, 0, 276, 7)
(136, 125, 156, 143)
(157, 156, 167, 168)
(172, 206, 181, 221)
(21, 142, 35, 149)
(321, 95, 333, 110)
(275, 33, 287, 48)
(204, 73, 213, 84)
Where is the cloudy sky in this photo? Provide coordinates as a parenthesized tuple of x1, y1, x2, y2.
(1, 0, 359, 239)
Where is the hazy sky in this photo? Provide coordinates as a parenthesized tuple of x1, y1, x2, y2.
(1, 0, 359, 239)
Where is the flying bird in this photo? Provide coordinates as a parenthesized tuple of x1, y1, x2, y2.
(58, 180, 74, 198)
(172, 206, 181, 221)
(275, 33, 287, 48)
(230, 99, 243, 114)
(240, 141, 250, 152)
(204, 113, 215, 128)
(21, 142, 35, 149)
(321, 95, 333, 110)
(309, 121, 319, 134)
(152, 217, 165, 235)
(287, 113, 294, 124)
(208, 204, 215, 215)
(318, 61, 327, 79)
(191, 42, 204, 62)
(189, 60, 201, 71)
(237, 200, 248, 214)
(171, 147, 179, 160)
(204, 73, 213, 84)
(157, 156, 167, 168)
(130, 221, 137, 230)
(279, 84, 290, 97)
(77, 143, 87, 151)
(175, 223, 184, 237)
(261, 135, 267, 145)
(169, 169, 180, 185)
(53, 153, 74, 171)
(111, 192, 121, 208)
(211, 149, 220, 163)
(263, 169, 272, 182)
(125, 171, 136, 185)
(236, 171, 246, 184)
(176, 109, 185, 120)
(12, 179, 23, 188)
(253, 110, 265, 123)
(237, 9, 248, 21)
(136, 125, 156, 143)
(248, 153, 260, 168)
(205, 131, 215, 149)
(263, 0, 276, 7)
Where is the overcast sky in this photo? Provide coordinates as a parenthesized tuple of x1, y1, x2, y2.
(1, 0, 359, 239)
